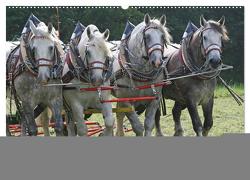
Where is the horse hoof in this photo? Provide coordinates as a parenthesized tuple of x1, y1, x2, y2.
(116, 132, 125, 136)
(174, 129, 184, 136)
(29, 130, 38, 136)
(135, 132, 143, 136)
(156, 132, 164, 137)
(202, 130, 209, 137)
(55, 130, 64, 136)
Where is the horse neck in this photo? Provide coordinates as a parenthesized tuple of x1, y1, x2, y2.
(77, 37, 87, 61)
(188, 31, 204, 68)
(126, 35, 154, 72)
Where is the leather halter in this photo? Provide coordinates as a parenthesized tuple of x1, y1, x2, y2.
(84, 44, 110, 72)
(178, 27, 223, 80)
(143, 26, 165, 58)
(64, 40, 113, 83)
(200, 27, 222, 56)
(30, 35, 57, 67)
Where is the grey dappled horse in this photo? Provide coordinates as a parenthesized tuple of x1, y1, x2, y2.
(62, 25, 115, 136)
(112, 14, 172, 136)
(156, 16, 229, 136)
(6, 21, 64, 136)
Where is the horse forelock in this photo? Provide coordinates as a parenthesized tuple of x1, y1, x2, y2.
(131, 19, 172, 47)
(151, 19, 172, 44)
(79, 25, 111, 56)
(30, 22, 58, 42)
(206, 20, 229, 41)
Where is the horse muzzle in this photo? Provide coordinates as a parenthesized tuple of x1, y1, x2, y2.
(150, 57, 163, 68)
(209, 57, 222, 69)
(37, 71, 51, 85)
(90, 76, 104, 87)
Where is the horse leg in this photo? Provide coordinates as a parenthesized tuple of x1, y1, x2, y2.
(154, 108, 163, 136)
(101, 103, 115, 136)
(144, 99, 160, 136)
(187, 101, 203, 136)
(116, 112, 126, 136)
(38, 108, 50, 136)
(49, 100, 64, 136)
(115, 103, 126, 136)
(120, 102, 143, 136)
(22, 102, 37, 136)
(72, 104, 87, 136)
(65, 111, 76, 136)
(173, 102, 186, 136)
(202, 96, 214, 136)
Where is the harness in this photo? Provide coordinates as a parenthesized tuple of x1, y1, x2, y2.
(111, 24, 168, 85)
(6, 33, 64, 82)
(62, 37, 114, 84)
(178, 27, 222, 80)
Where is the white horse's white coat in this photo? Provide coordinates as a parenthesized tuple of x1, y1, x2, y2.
(63, 25, 114, 136)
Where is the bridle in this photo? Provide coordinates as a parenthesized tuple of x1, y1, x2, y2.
(69, 40, 114, 82)
(199, 27, 223, 57)
(142, 25, 166, 59)
(84, 44, 111, 72)
(30, 35, 57, 68)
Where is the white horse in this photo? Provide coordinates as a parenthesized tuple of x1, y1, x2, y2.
(62, 25, 115, 136)
(112, 14, 172, 136)
(6, 21, 65, 136)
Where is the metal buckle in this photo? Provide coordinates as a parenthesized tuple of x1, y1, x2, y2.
(151, 84, 157, 95)
(97, 88, 103, 102)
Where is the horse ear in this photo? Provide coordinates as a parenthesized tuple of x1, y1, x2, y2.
(48, 22, 53, 33)
(144, 13, 151, 25)
(29, 20, 37, 35)
(200, 15, 207, 27)
(87, 27, 92, 39)
(103, 29, 110, 40)
(218, 16, 225, 26)
(159, 15, 166, 26)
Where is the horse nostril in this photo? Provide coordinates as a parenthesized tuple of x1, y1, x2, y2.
(90, 77, 96, 83)
(210, 58, 222, 68)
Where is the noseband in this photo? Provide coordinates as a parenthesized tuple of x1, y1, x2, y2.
(30, 36, 56, 67)
(200, 28, 222, 56)
(143, 26, 165, 58)
(84, 45, 110, 72)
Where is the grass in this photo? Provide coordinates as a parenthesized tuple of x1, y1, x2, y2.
(90, 84, 245, 136)
(6, 84, 244, 136)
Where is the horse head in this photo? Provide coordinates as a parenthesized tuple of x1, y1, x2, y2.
(142, 14, 172, 68)
(199, 15, 229, 69)
(78, 25, 111, 86)
(29, 20, 59, 85)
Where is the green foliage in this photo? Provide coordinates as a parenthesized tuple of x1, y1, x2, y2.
(6, 7, 244, 83)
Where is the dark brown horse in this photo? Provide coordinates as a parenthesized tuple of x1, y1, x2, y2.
(154, 15, 229, 136)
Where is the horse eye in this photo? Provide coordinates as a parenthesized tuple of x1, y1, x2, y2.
(162, 35, 165, 42)
(86, 50, 91, 57)
(49, 46, 54, 51)
(146, 34, 151, 41)
(203, 36, 207, 41)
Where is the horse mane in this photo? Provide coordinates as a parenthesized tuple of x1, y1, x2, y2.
(206, 20, 229, 41)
